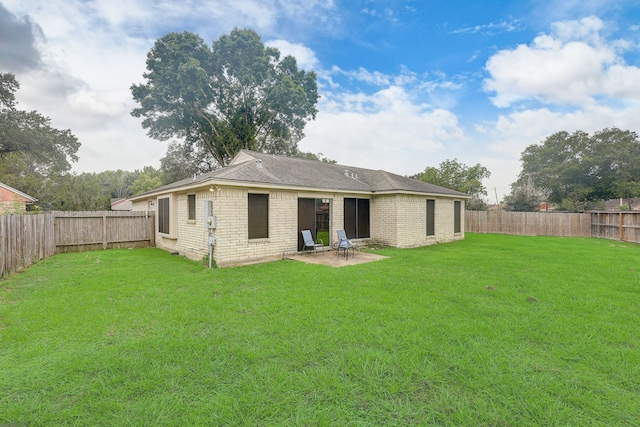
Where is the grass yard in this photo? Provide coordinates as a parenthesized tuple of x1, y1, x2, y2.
(1, 234, 639, 426)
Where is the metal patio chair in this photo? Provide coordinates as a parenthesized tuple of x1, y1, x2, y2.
(301, 229, 323, 255)
(336, 229, 357, 260)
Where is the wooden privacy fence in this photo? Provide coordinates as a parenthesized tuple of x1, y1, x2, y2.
(466, 211, 640, 244)
(465, 211, 592, 237)
(591, 212, 640, 243)
(1, 211, 155, 278)
(0, 214, 55, 278)
(53, 211, 155, 253)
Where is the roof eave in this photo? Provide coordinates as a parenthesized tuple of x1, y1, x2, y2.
(373, 189, 471, 198)
(129, 178, 471, 200)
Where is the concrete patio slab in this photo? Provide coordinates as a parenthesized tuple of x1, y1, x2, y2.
(285, 249, 388, 267)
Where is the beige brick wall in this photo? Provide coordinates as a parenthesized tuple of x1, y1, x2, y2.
(370, 195, 398, 246)
(331, 194, 344, 247)
(174, 190, 211, 260)
(210, 187, 300, 266)
(133, 187, 465, 266)
(370, 194, 465, 248)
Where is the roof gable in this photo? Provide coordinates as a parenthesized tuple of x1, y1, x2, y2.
(0, 182, 37, 202)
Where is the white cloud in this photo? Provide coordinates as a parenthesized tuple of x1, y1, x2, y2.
(450, 18, 522, 35)
(265, 39, 320, 71)
(300, 84, 467, 176)
(484, 16, 640, 107)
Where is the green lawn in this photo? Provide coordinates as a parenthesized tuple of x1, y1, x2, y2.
(1, 234, 639, 426)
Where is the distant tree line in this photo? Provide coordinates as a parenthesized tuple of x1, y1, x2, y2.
(504, 128, 640, 212)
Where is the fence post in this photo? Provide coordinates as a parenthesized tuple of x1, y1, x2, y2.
(149, 211, 155, 247)
(619, 212, 623, 242)
(102, 214, 108, 250)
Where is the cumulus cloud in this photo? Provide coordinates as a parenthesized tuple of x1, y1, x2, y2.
(300, 83, 467, 176)
(484, 16, 640, 107)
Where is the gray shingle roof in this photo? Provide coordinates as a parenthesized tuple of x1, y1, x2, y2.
(131, 150, 469, 199)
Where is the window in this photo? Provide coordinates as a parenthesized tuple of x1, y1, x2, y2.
(454, 200, 461, 233)
(248, 193, 269, 239)
(427, 199, 435, 236)
(158, 197, 170, 234)
(344, 198, 370, 239)
(187, 194, 196, 221)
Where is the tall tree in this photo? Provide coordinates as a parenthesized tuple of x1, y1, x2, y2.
(517, 128, 640, 206)
(412, 159, 491, 197)
(0, 73, 80, 175)
(159, 141, 216, 184)
(293, 151, 336, 163)
(131, 29, 318, 168)
(0, 73, 80, 209)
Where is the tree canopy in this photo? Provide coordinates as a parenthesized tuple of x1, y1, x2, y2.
(131, 28, 318, 168)
(516, 128, 640, 208)
(503, 177, 551, 212)
(412, 159, 491, 196)
(0, 73, 80, 175)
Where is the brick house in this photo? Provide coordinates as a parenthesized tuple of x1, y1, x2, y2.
(129, 150, 469, 266)
(0, 182, 37, 213)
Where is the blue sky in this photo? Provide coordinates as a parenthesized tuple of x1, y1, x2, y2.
(1, 0, 639, 200)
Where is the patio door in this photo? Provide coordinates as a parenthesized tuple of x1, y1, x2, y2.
(298, 198, 331, 250)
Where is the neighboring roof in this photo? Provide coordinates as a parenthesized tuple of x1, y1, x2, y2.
(605, 198, 640, 211)
(111, 198, 133, 210)
(0, 182, 37, 202)
(130, 150, 470, 200)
